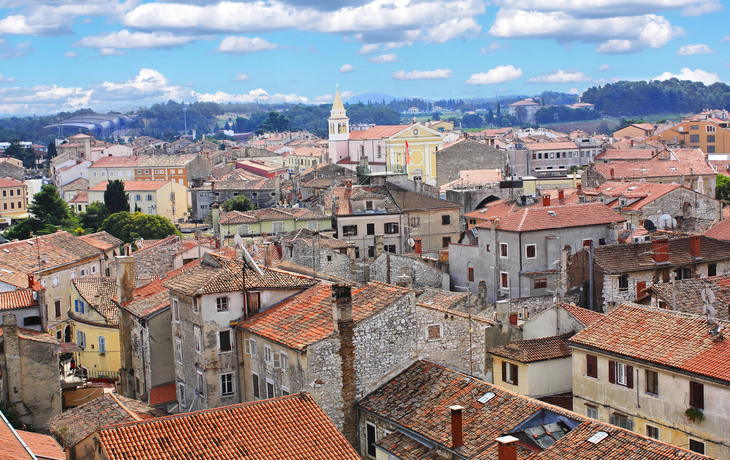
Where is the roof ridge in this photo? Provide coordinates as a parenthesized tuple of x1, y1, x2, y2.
(110, 393, 142, 422)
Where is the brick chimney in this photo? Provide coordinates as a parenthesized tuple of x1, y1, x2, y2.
(27, 273, 34, 288)
(117, 256, 136, 398)
(690, 235, 701, 259)
(558, 189, 564, 201)
(542, 195, 550, 207)
(496, 436, 519, 460)
(332, 284, 357, 448)
(414, 237, 422, 256)
(450, 405, 464, 449)
(651, 238, 670, 264)
(610, 168, 615, 179)
(344, 179, 352, 190)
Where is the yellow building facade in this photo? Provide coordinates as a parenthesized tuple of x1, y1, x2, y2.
(651, 119, 730, 154)
(0, 177, 28, 223)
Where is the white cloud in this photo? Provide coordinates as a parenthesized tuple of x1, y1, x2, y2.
(568, 88, 580, 94)
(654, 67, 720, 85)
(356, 43, 380, 55)
(234, 73, 251, 82)
(676, 43, 716, 55)
(392, 69, 453, 80)
(367, 53, 397, 63)
(76, 30, 200, 50)
(312, 94, 334, 102)
(195, 89, 308, 104)
(490, 10, 682, 53)
(480, 41, 504, 53)
(64, 51, 79, 58)
(216, 36, 278, 55)
(682, 1, 723, 16)
(724, 36, 730, 43)
(425, 17, 481, 43)
(0, 75, 16, 83)
(339, 64, 355, 73)
(527, 69, 591, 84)
(490, 0, 717, 17)
(340, 90, 355, 99)
(0, 41, 34, 60)
(597, 64, 611, 71)
(99, 48, 126, 57)
(465, 65, 522, 85)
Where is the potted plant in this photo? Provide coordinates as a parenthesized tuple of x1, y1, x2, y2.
(685, 407, 705, 424)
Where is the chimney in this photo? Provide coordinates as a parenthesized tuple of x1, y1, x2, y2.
(414, 237, 422, 256)
(690, 235, 702, 260)
(558, 189, 564, 201)
(344, 179, 352, 190)
(27, 273, 34, 289)
(610, 168, 615, 179)
(542, 195, 550, 207)
(395, 274, 413, 289)
(631, 140, 635, 147)
(450, 406, 464, 449)
(211, 204, 220, 238)
(496, 300, 509, 325)
(651, 238, 670, 264)
(509, 313, 518, 325)
(2, 313, 24, 409)
(374, 234, 384, 258)
(577, 183, 582, 190)
(332, 284, 357, 448)
(332, 283, 353, 332)
(496, 436, 519, 460)
(116, 256, 135, 305)
(263, 242, 272, 266)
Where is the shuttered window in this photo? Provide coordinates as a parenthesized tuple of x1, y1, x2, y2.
(586, 355, 598, 378)
(689, 381, 704, 409)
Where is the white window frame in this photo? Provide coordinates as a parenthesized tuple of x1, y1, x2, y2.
(272, 221, 285, 233)
(688, 437, 706, 455)
(98, 335, 106, 353)
(146, 194, 153, 201)
(220, 373, 235, 396)
(264, 345, 273, 364)
(218, 329, 233, 353)
(616, 362, 627, 386)
(281, 386, 290, 396)
(586, 405, 598, 419)
(500, 271, 509, 289)
(196, 371, 205, 400)
(216, 296, 229, 312)
(175, 338, 183, 363)
(91, 265, 98, 274)
(646, 424, 660, 440)
(76, 330, 86, 348)
(525, 244, 536, 259)
(173, 298, 180, 322)
(178, 382, 186, 407)
(500, 243, 508, 258)
(194, 326, 202, 354)
(248, 338, 257, 356)
(266, 378, 275, 399)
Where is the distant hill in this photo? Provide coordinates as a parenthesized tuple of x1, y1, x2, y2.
(343, 92, 398, 104)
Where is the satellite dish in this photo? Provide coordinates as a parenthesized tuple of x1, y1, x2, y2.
(644, 219, 656, 231)
(701, 286, 716, 318)
(407, 238, 415, 247)
(234, 234, 263, 276)
(553, 287, 565, 303)
(234, 233, 244, 249)
(657, 214, 676, 230)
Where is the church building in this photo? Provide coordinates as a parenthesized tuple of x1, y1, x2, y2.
(327, 89, 444, 185)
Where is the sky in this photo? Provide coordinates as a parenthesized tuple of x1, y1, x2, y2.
(0, 0, 728, 115)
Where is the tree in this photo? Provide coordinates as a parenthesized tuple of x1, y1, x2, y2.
(100, 212, 179, 244)
(515, 106, 528, 124)
(104, 180, 129, 215)
(461, 114, 484, 129)
(78, 201, 111, 231)
(717, 174, 730, 202)
(431, 112, 441, 121)
(29, 185, 71, 222)
(221, 195, 255, 212)
(47, 141, 57, 160)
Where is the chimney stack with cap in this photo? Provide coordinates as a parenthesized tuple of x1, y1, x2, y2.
(610, 168, 615, 179)
(690, 235, 702, 260)
(414, 237, 422, 256)
(651, 238, 670, 264)
(332, 283, 358, 447)
(450, 406, 464, 449)
(542, 195, 551, 207)
(496, 436, 519, 460)
(558, 189, 564, 201)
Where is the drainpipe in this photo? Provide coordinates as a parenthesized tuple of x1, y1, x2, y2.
(588, 241, 595, 312)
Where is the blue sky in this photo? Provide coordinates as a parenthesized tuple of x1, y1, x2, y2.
(0, 0, 728, 115)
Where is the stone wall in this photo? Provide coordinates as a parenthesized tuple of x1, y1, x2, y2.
(435, 139, 507, 186)
(133, 237, 178, 284)
(638, 187, 721, 223)
(282, 240, 357, 282)
(370, 252, 442, 288)
(0, 161, 24, 181)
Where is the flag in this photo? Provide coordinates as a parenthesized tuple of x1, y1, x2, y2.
(404, 140, 411, 165)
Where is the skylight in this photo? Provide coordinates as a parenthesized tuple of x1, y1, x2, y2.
(587, 432, 608, 444)
(478, 392, 495, 403)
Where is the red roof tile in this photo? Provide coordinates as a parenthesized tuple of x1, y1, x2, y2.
(570, 303, 730, 383)
(476, 202, 624, 232)
(489, 334, 572, 363)
(78, 231, 122, 251)
(0, 288, 38, 310)
(592, 149, 715, 178)
(705, 218, 730, 241)
(68, 191, 88, 203)
(16, 431, 64, 460)
(148, 383, 177, 406)
(348, 125, 408, 139)
(89, 156, 142, 168)
(524, 142, 579, 151)
(0, 415, 34, 460)
(0, 177, 24, 188)
(559, 304, 604, 327)
(97, 393, 360, 460)
(88, 181, 171, 192)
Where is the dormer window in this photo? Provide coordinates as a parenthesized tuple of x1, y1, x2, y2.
(366, 201, 373, 211)
(619, 198, 627, 206)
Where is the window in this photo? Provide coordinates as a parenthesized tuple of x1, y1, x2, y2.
(608, 360, 633, 388)
(533, 278, 547, 289)
(609, 413, 632, 430)
(386, 244, 396, 253)
(110, 171, 114, 177)
(23, 316, 41, 326)
(54, 300, 61, 318)
(426, 324, 442, 341)
(266, 379, 274, 399)
(707, 135, 715, 143)
(689, 439, 705, 455)
(173, 298, 180, 322)
(194, 326, 202, 354)
(384, 222, 399, 234)
(146, 194, 153, 201)
(366, 423, 377, 457)
(244, 338, 257, 355)
(306, 220, 319, 230)
(500, 243, 508, 258)
(10, 202, 13, 209)
(442, 236, 451, 248)
(646, 370, 659, 395)
(708, 263, 717, 277)
(707, 145, 715, 153)
(246, 291, 261, 317)
(501, 272, 509, 289)
(77, 330, 86, 348)
(586, 355, 598, 378)
(274, 352, 288, 371)
(586, 405, 598, 419)
(342, 225, 357, 236)
(196, 371, 205, 399)
(468, 267, 474, 282)
(502, 361, 519, 385)
(175, 339, 183, 363)
(690, 134, 700, 143)
(178, 383, 186, 407)
(599, 238, 606, 246)
(273, 221, 285, 233)
(689, 381, 704, 409)
(252, 373, 260, 398)
(101, 171, 106, 177)
(216, 296, 229, 312)
(442, 215, 451, 225)
(282, 386, 290, 396)
(98, 336, 106, 353)
(366, 223, 375, 235)
(410, 216, 420, 227)
(525, 244, 536, 258)
(618, 274, 629, 291)
(366, 200, 373, 211)
(706, 125, 716, 133)
(218, 330, 232, 353)
(646, 425, 660, 440)
(220, 373, 235, 396)
(264, 345, 273, 364)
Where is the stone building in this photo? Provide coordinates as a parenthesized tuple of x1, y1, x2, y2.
(161, 252, 315, 411)
(278, 228, 357, 282)
(236, 282, 416, 445)
(370, 251, 444, 288)
(0, 313, 62, 429)
(434, 139, 507, 187)
(130, 235, 217, 286)
(0, 157, 25, 181)
(191, 178, 278, 219)
(0, 286, 44, 332)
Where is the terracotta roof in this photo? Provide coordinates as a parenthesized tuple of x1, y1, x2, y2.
(61, 177, 89, 191)
(489, 334, 572, 363)
(239, 282, 410, 350)
(0, 326, 59, 345)
(0, 231, 103, 289)
(163, 252, 315, 296)
(463, 198, 519, 220)
(648, 274, 730, 321)
(68, 191, 88, 203)
(16, 431, 64, 460)
(524, 142, 579, 151)
(48, 394, 166, 447)
(416, 287, 470, 311)
(592, 149, 715, 178)
(476, 202, 624, 232)
(219, 210, 258, 225)
(559, 304, 605, 327)
(0, 288, 38, 310)
(0, 415, 34, 460)
(0, 177, 24, 188)
(96, 393, 360, 460)
(89, 156, 142, 168)
(375, 431, 432, 460)
(121, 260, 199, 318)
(595, 149, 656, 161)
(591, 236, 730, 274)
(360, 360, 711, 460)
(134, 238, 165, 251)
(148, 383, 177, 406)
(138, 154, 197, 167)
(88, 181, 171, 192)
(705, 218, 730, 241)
(348, 125, 407, 140)
(581, 182, 683, 211)
(571, 303, 730, 383)
(78, 231, 122, 252)
(72, 278, 120, 326)
(509, 99, 539, 106)
(279, 228, 350, 250)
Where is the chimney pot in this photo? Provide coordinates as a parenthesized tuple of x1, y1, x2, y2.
(332, 283, 353, 331)
(496, 435, 519, 460)
(651, 238, 670, 264)
(558, 189, 564, 201)
(690, 235, 702, 260)
(450, 405, 464, 449)
(509, 313, 518, 325)
(542, 195, 550, 207)
(414, 237, 422, 256)
(610, 168, 615, 178)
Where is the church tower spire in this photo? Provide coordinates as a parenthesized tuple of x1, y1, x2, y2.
(328, 87, 350, 163)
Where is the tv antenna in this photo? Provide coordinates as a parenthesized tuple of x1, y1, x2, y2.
(701, 286, 716, 320)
